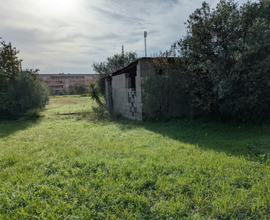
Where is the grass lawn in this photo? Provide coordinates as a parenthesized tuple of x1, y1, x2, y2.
(0, 95, 269, 219)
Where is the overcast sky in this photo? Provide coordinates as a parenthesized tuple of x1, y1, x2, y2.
(1, 0, 253, 75)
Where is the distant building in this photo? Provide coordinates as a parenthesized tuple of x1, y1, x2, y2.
(38, 73, 98, 94)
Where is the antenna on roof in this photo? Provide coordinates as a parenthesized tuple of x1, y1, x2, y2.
(122, 45, 124, 55)
(144, 31, 147, 57)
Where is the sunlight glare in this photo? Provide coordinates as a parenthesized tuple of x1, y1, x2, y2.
(39, 0, 77, 16)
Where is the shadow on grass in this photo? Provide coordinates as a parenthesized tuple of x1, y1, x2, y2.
(111, 116, 270, 162)
(0, 116, 42, 138)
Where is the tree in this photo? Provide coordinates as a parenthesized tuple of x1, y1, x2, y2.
(88, 82, 103, 108)
(68, 83, 87, 95)
(178, 0, 270, 122)
(93, 52, 138, 96)
(58, 90, 65, 96)
(0, 40, 50, 116)
(22, 68, 40, 79)
(0, 41, 22, 92)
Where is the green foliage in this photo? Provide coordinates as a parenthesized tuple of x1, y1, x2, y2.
(0, 69, 8, 93)
(0, 96, 270, 219)
(178, 0, 270, 122)
(58, 90, 65, 96)
(0, 41, 21, 79)
(67, 86, 76, 95)
(93, 51, 138, 96)
(0, 40, 49, 116)
(0, 41, 21, 92)
(22, 68, 40, 79)
(68, 83, 87, 95)
(88, 82, 103, 108)
(0, 72, 50, 116)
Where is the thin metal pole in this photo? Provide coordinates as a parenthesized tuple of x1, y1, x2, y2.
(144, 31, 147, 57)
(145, 37, 147, 57)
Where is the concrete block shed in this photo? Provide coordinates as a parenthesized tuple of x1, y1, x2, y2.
(105, 58, 198, 120)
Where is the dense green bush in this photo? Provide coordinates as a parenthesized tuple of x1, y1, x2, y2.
(68, 83, 87, 95)
(0, 40, 50, 116)
(178, 0, 270, 122)
(58, 90, 65, 96)
(0, 72, 50, 115)
(67, 86, 76, 95)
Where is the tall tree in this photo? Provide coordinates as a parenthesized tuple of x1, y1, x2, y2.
(178, 0, 270, 122)
(178, 1, 216, 112)
(0, 41, 21, 79)
(0, 41, 22, 92)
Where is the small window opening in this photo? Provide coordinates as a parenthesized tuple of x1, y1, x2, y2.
(155, 68, 164, 75)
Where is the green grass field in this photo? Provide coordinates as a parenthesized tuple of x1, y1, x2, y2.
(0, 96, 269, 219)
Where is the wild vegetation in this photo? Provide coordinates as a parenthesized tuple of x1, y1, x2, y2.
(60, 83, 88, 95)
(88, 82, 104, 108)
(0, 96, 269, 219)
(0, 40, 50, 116)
(140, 0, 270, 123)
(177, 0, 270, 122)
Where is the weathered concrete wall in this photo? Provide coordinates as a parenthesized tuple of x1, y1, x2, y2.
(138, 59, 201, 118)
(135, 61, 144, 120)
(105, 78, 112, 112)
(110, 70, 142, 120)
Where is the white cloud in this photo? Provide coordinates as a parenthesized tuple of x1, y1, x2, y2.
(0, 0, 255, 74)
